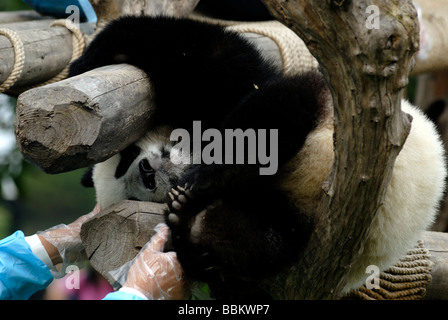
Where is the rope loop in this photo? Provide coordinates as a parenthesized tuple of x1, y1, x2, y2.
(0, 28, 25, 93)
(0, 19, 86, 94)
(39, 19, 86, 86)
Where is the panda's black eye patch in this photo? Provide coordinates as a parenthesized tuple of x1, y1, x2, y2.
(161, 147, 171, 159)
(115, 144, 141, 179)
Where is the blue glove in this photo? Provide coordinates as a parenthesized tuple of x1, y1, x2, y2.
(0, 231, 53, 300)
(22, 0, 97, 22)
(103, 288, 147, 300)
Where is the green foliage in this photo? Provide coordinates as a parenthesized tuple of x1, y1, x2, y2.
(16, 164, 96, 235)
(0, 0, 31, 11)
(191, 283, 214, 300)
(0, 206, 12, 239)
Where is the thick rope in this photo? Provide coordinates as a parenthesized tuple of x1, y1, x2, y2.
(226, 21, 319, 75)
(344, 241, 433, 300)
(37, 19, 86, 87)
(0, 28, 25, 93)
(0, 19, 85, 94)
(190, 14, 319, 75)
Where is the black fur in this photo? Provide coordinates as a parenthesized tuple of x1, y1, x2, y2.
(72, 16, 327, 298)
(80, 166, 94, 188)
(70, 15, 279, 131)
(115, 144, 141, 179)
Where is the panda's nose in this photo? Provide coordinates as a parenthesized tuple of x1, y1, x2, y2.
(139, 159, 156, 190)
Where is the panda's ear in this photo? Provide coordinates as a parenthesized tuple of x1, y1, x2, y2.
(81, 166, 94, 188)
(425, 99, 446, 124)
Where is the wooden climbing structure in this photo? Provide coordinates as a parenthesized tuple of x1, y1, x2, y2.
(1, 0, 448, 299)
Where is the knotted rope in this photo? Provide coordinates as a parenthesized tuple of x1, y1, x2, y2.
(226, 21, 319, 75)
(0, 28, 25, 93)
(0, 19, 85, 94)
(190, 14, 319, 75)
(344, 241, 433, 300)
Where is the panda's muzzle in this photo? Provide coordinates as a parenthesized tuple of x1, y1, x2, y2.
(139, 159, 156, 190)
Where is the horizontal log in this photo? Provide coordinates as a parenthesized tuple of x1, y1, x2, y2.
(412, 0, 448, 74)
(0, 10, 51, 24)
(1, 1, 447, 96)
(15, 64, 154, 173)
(12, 10, 448, 174)
(89, 0, 200, 21)
(421, 231, 448, 300)
(80, 200, 448, 299)
(14, 31, 281, 174)
(80, 200, 169, 287)
(0, 21, 95, 89)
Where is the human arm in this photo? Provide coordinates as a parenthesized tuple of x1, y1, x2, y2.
(0, 231, 53, 300)
(103, 223, 186, 300)
(37, 204, 101, 278)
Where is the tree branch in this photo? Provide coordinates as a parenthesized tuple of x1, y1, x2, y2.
(260, 0, 418, 299)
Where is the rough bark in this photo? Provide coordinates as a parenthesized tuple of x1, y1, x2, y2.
(14, 35, 281, 174)
(259, 0, 418, 299)
(0, 21, 94, 89)
(15, 64, 154, 173)
(80, 200, 169, 287)
(422, 231, 448, 300)
(88, 0, 200, 26)
(0, 11, 52, 23)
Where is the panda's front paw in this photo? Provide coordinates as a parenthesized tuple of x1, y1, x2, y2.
(167, 185, 205, 243)
(167, 185, 192, 224)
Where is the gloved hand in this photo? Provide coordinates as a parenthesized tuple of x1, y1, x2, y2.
(37, 204, 102, 278)
(120, 223, 186, 300)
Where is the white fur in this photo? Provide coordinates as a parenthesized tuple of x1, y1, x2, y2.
(92, 155, 127, 209)
(280, 100, 447, 294)
(93, 126, 190, 209)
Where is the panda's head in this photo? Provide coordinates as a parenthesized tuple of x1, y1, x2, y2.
(89, 126, 191, 209)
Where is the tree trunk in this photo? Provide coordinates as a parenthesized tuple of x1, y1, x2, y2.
(259, 0, 418, 299)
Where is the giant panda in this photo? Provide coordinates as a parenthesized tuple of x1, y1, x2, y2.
(71, 15, 447, 298)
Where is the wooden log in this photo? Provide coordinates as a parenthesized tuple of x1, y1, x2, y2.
(0, 21, 95, 89)
(88, 0, 200, 23)
(79, 200, 170, 287)
(412, 0, 448, 74)
(15, 64, 154, 173)
(0, 10, 52, 23)
(1, 0, 446, 95)
(0, 20, 62, 31)
(80, 201, 448, 299)
(421, 231, 448, 300)
(14, 32, 281, 174)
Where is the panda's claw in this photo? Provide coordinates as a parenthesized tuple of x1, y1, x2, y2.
(171, 188, 180, 196)
(169, 186, 192, 213)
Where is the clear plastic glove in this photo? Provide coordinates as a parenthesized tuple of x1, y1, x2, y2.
(119, 223, 185, 300)
(37, 204, 101, 278)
